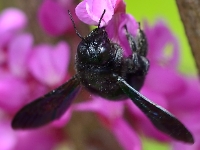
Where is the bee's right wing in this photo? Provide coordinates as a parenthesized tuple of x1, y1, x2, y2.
(117, 76, 194, 144)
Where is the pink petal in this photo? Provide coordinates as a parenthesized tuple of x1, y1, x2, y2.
(0, 75, 29, 114)
(144, 21, 179, 68)
(172, 141, 198, 150)
(141, 87, 168, 108)
(140, 118, 170, 142)
(0, 8, 27, 47)
(145, 65, 187, 96)
(14, 126, 62, 150)
(74, 97, 141, 149)
(0, 8, 27, 34)
(8, 33, 33, 78)
(28, 41, 70, 86)
(73, 96, 124, 120)
(76, 0, 115, 26)
(168, 77, 200, 114)
(0, 119, 17, 150)
(26, 79, 48, 103)
(38, 0, 72, 36)
(51, 108, 72, 127)
(106, 13, 138, 56)
(170, 99, 200, 149)
(113, 0, 126, 13)
(111, 118, 141, 150)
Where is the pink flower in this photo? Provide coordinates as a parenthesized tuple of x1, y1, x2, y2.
(73, 97, 142, 150)
(51, 107, 72, 127)
(106, 13, 139, 56)
(8, 33, 33, 78)
(75, 0, 126, 27)
(0, 75, 29, 114)
(76, 0, 139, 56)
(169, 78, 200, 150)
(0, 7, 72, 149)
(0, 8, 27, 47)
(0, 12, 33, 114)
(38, 0, 77, 36)
(0, 117, 17, 150)
(0, 117, 62, 150)
(144, 21, 180, 68)
(28, 41, 70, 86)
(0, 31, 71, 114)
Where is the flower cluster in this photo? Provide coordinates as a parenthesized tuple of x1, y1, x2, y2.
(0, 7, 72, 149)
(0, 0, 199, 150)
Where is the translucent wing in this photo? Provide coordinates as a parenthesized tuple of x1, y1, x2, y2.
(117, 76, 194, 143)
(12, 75, 81, 129)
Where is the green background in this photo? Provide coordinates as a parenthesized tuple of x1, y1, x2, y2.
(125, 0, 197, 150)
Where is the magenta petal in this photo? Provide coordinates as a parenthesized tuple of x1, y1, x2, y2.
(145, 65, 187, 95)
(144, 21, 179, 67)
(51, 108, 72, 127)
(75, 1, 96, 25)
(169, 77, 200, 113)
(125, 100, 145, 120)
(0, 75, 29, 113)
(0, 8, 27, 47)
(73, 96, 124, 120)
(140, 117, 170, 141)
(0, 8, 27, 34)
(0, 119, 17, 150)
(15, 127, 62, 150)
(141, 87, 168, 108)
(170, 98, 200, 149)
(172, 141, 198, 150)
(74, 97, 142, 149)
(111, 118, 141, 150)
(8, 33, 33, 78)
(28, 42, 70, 86)
(76, 0, 114, 26)
(38, 0, 72, 36)
(113, 0, 126, 13)
(106, 13, 138, 56)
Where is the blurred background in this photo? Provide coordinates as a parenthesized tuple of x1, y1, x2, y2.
(0, 0, 198, 150)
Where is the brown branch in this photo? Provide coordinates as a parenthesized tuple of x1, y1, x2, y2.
(176, 0, 200, 77)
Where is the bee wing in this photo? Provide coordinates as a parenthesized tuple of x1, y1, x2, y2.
(117, 76, 194, 143)
(12, 75, 81, 129)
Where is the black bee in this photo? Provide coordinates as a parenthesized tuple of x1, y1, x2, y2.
(12, 10, 194, 144)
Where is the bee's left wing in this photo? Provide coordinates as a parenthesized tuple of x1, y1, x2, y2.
(12, 75, 81, 129)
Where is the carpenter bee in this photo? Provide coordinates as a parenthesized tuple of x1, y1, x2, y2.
(12, 10, 194, 144)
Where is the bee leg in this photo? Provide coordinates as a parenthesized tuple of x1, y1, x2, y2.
(124, 23, 148, 57)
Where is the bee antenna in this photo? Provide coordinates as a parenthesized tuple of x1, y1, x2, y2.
(98, 9, 106, 28)
(68, 10, 84, 40)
